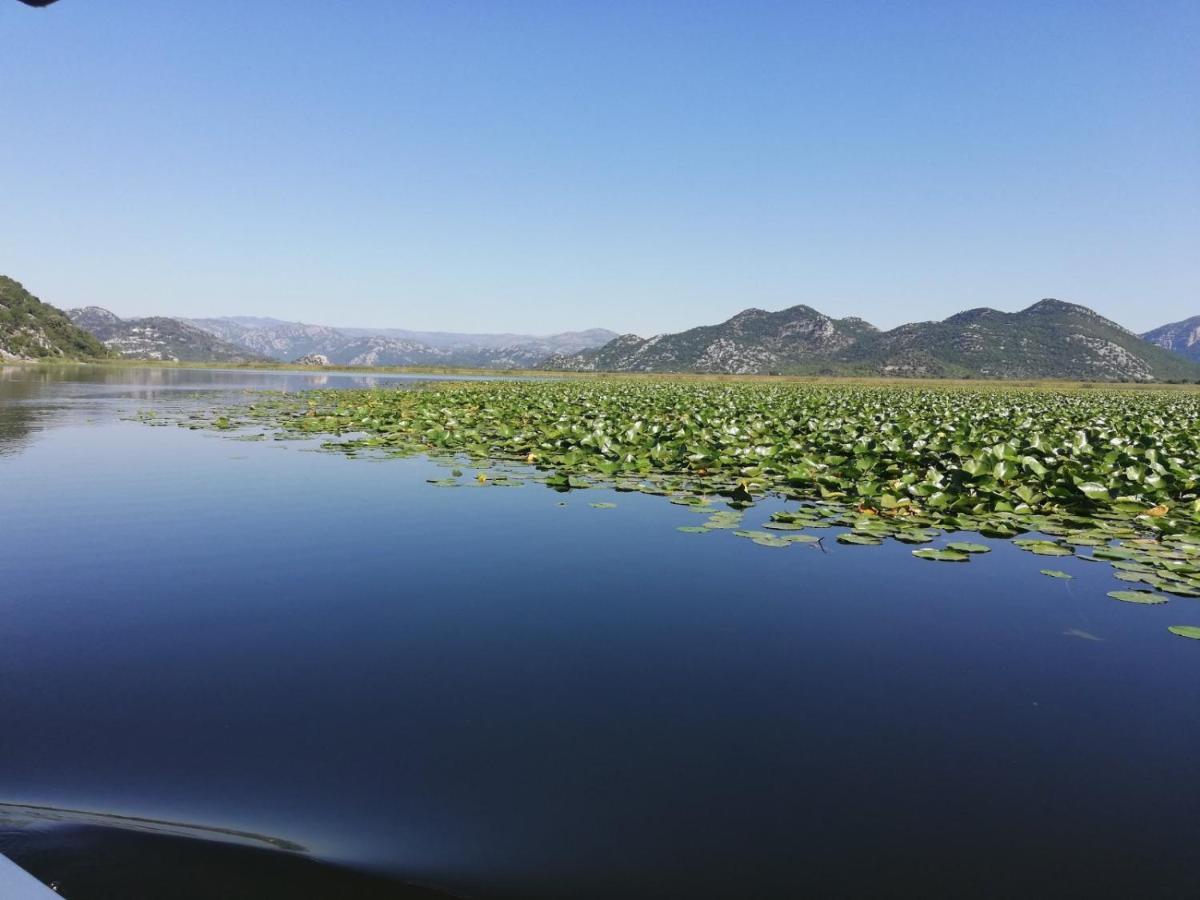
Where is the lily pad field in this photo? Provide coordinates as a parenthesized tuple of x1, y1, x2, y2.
(198, 379, 1200, 633)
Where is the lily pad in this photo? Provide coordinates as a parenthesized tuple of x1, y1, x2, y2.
(704, 515, 743, 530)
(751, 536, 793, 548)
(837, 533, 882, 546)
(1014, 540, 1074, 557)
(1040, 569, 1073, 579)
(946, 542, 990, 554)
(1107, 590, 1168, 605)
(589, 502, 617, 509)
(894, 529, 939, 544)
(912, 548, 970, 562)
(1156, 582, 1200, 598)
(1113, 572, 1154, 584)
(1167, 625, 1200, 640)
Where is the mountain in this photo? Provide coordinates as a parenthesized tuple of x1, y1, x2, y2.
(0, 276, 111, 361)
(1142, 316, 1200, 362)
(185, 317, 618, 368)
(337, 325, 618, 353)
(843, 300, 1199, 381)
(68, 307, 268, 362)
(542, 306, 877, 374)
(547, 299, 1200, 382)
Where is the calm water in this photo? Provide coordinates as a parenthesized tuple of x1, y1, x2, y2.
(1, 365, 1197, 899)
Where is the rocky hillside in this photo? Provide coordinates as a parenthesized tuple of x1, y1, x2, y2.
(1143, 316, 1200, 362)
(547, 299, 1200, 381)
(68, 307, 268, 362)
(542, 306, 877, 374)
(187, 317, 617, 368)
(0, 277, 111, 361)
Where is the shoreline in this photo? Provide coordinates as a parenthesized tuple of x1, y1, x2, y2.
(5, 357, 1200, 390)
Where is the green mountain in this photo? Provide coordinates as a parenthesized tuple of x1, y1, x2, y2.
(1142, 316, 1200, 362)
(68, 307, 268, 363)
(542, 305, 877, 374)
(0, 276, 111, 361)
(546, 299, 1200, 381)
(844, 300, 1199, 381)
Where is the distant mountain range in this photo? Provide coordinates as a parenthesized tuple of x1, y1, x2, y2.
(183, 317, 618, 368)
(68, 307, 269, 363)
(1142, 316, 1200, 362)
(0, 277, 110, 361)
(545, 300, 1200, 382)
(5, 272, 1199, 381)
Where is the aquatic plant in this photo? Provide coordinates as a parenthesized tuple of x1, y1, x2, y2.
(177, 380, 1200, 611)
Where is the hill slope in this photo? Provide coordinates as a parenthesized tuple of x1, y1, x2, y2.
(1142, 316, 1200, 362)
(547, 299, 1200, 381)
(843, 300, 1199, 381)
(543, 306, 877, 374)
(68, 307, 268, 362)
(0, 276, 111, 361)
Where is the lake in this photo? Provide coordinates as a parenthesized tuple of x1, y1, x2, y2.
(1, 365, 1197, 899)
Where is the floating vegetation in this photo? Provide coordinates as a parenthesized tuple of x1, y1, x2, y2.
(1040, 569, 1073, 579)
(1167, 625, 1200, 640)
(703, 510, 744, 530)
(154, 380, 1200, 621)
(837, 533, 882, 546)
(1107, 590, 1169, 605)
(1013, 539, 1075, 557)
(912, 548, 970, 562)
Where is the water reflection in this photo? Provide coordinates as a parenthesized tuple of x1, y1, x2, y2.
(0, 366, 52, 455)
(0, 805, 455, 900)
(0, 802, 305, 852)
(0, 364, 513, 456)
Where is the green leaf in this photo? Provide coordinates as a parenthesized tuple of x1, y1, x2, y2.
(946, 542, 990, 554)
(1014, 539, 1074, 557)
(1040, 569, 1073, 579)
(1167, 625, 1200, 640)
(751, 536, 793, 548)
(1107, 590, 1168, 605)
(894, 530, 938, 544)
(912, 548, 970, 562)
(1156, 582, 1200, 598)
(837, 533, 882, 546)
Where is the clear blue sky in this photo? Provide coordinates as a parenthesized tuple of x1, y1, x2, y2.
(1, 0, 1196, 335)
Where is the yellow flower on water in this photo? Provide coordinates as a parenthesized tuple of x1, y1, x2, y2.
(1146, 504, 1169, 517)
(476, 473, 488, 483)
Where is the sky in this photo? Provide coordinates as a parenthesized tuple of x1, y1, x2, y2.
(0, 1, 1196, 336)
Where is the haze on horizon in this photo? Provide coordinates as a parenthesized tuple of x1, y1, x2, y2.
(1, 0, 1195, 336)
